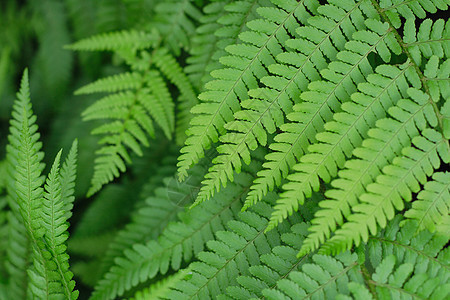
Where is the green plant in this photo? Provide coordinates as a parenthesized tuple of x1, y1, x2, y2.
(0, 0, 448, 299)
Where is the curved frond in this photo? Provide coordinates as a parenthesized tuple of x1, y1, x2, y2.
(4, 70, 35, 299)
(6, 70, 48, 298)
(4, 70, 79, 298)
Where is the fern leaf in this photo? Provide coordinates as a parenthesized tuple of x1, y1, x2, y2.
(299, 86, 438, 255)
(41, 147, 79, 299)
(243, 0, 384, 209)
(7, 70, 54, 298)
(321, 129, 449, 255)
(364, 247, 449, 298)
(186, 0, 322, 204)
(65, 29, 159, 52)
(177, 0, 320, 182)
(4, 70, 36, 299)
(269, 59, 409, 232)
(78, 67, 175, 196)
(69, 30, 185, 196)
(90, 170, 255, 300)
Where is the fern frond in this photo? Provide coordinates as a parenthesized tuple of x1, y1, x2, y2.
(177, 0, 318, 181)
(404, 171, 449, 233)
(269, 59, 410, 232)
(243, 0, 385, 209)
(7, 70, 56, 298)
(186, 0, 322, 204)
(321, 129, 449, 254)
(41, 147, 79, 299)
(365, 254, 448, 299)
(299, 86, 438, 255)
(76, 60, 175, 196)
(60, 139, 78, 214)
(167, 196, 302, 299)
(69, 27, 193, 195)
(90, 170, 256, 300)
(65, 29, 159, 52)
(4, 70, 34, 299)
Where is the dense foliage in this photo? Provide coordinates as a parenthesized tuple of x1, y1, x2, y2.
(0, 0, 448, 299)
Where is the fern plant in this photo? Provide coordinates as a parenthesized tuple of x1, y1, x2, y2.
(1, 70, 78, 299)
(178, 0, 449, 256)
(67, 29, 197, 196)
(0, 0, 449, 299)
